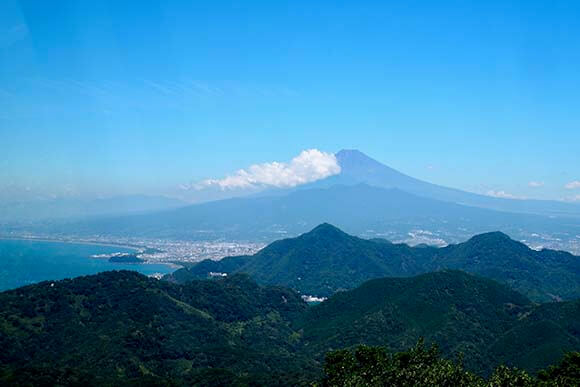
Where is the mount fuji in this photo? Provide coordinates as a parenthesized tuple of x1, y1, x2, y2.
(42, 150, 580, 251)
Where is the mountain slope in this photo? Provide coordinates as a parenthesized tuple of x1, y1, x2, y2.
(166, 223, 435, 296)
(298, 271, 580, 375)
(0, 271, 316, 385)
(489, 299, 580, 373)
(431, 232, 580, 301)
(205, 149, 580, 219)
(330, 150, 580, 218)
(45, 183, 576, 243)
(1, 270, 578, 384)
(168, 224, 580, 301)
(8, 151, 580, 251)
(298, 270, 532, 374)
(234, 223, 431, 296)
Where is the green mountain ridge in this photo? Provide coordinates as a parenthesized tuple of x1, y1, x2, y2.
(168, 223, 580, 302)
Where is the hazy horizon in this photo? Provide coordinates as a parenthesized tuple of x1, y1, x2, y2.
(1, 148, 580, 205)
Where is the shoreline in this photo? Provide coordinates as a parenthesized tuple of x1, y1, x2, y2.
(0, 236, 141, 252)
(0, 236, 182, 271)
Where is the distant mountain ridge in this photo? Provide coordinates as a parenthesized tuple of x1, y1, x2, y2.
(194, 149, 580, 218)
(45, 183, 580, 244)
(168, 223, 580, 302)
(331, 150, 580, 217)
(10, 150, 579, 253)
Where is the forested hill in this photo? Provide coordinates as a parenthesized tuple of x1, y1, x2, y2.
(299, 270, 580, 375)
(0, 271, 317, 386)
(1, 270, 579, 385)
(167, 223, 580, 302)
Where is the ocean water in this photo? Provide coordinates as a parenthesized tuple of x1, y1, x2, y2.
(0, 239, 176, 291)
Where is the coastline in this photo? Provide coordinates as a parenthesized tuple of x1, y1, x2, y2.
(0, 236, 183, 273)
(0, 236, 141, 252)
(0, 236, 183, 271)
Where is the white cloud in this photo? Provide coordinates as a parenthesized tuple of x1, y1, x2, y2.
(485, 190, 526, 200)
(194, 149, 341, 190)
(528, 181, 544, 188)
(565, 181, 580, 190)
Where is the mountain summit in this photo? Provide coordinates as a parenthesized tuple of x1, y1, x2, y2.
(335, 149, 389, 173)
(332, 148, 436, 192)
(169, 223, 580, 301)
(465, 231, 520, 245)
(45, 149, 580, 247)
(299, 222, 349, 240)
(330, 149, 580, 217)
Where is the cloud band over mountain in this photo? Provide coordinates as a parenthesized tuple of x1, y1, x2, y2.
(193, 149, 341, 190)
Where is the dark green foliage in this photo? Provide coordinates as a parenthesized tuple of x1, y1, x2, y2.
(1, 270, 579, 385)
(321, 343, 580, 386)
(167, 255, 252, 283)
(166, 223, 438, 297)
(489, 300, 580, 374)
(432, 232, 580, 302)
(108, 253, 145, 263)
(299, 271, 534, 374)
(298, 271, 580, 376)
(169, 223, 580, 302)
(487, 366, 535, 387)
(538, 352, 580, 386)
(0, 271, 317, 386)
(321, 341, 492, 386)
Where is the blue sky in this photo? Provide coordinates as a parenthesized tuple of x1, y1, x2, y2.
(1, 0, 579, 201)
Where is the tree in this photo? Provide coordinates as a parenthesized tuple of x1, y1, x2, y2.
(321, 339, 483, 386)
(537, 352, 580, 386)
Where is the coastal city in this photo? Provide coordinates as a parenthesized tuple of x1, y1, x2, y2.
(2, 227, 579, 267)
(0, 231, 266, 265)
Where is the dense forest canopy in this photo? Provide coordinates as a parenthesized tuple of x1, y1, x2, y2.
(1, 270, 579, 385)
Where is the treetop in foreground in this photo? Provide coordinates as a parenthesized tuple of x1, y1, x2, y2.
(321, 341, 580, 387)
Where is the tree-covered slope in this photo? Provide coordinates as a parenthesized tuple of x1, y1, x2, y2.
(320, 342, 580, 386)
(431, 231, 580, 301)
(489, 299, 580, 374)
(298, 270, 533, 374)
(0, 271, 317, 386)
(169, 224, 580, 301)
(234, 223, 433, 296)
(1, 270, 579, 385)
(167, 223, 435, 296)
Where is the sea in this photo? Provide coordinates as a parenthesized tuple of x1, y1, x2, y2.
(0, 239, 176, 291)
